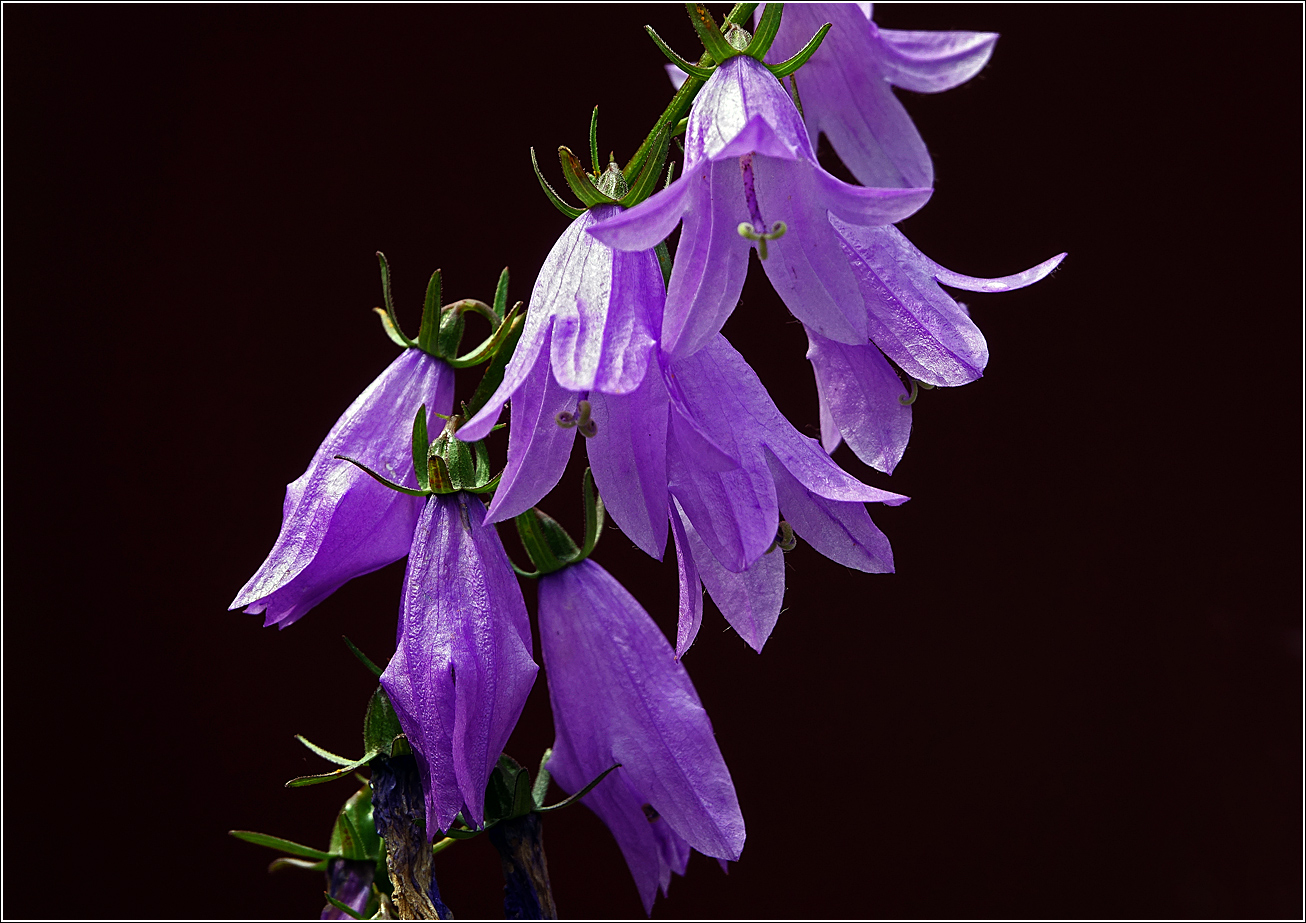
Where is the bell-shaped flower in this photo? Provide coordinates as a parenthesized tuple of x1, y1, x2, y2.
(538, 557, 744, 913)
(321, 858, 374, 921)
(380, 491, 538, 835)
(590, 53, 931, 359)
(456, 206, 670, 554)
(664, 335, 907, 655)
(763, 3, 998, 188)
(230, 348, 454, 628)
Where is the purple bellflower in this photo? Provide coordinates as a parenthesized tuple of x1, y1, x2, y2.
(539, 557, 745, 913)
(809, 223, 1066, 473)
(321, 858, 374, 921)
(456, 206, 670, 556)
(664, 335, 907, 655)
(763, 3, 998, 189)
(380, 491, 538, 835)
(589, 52, 932, 359)
(230, 348, 454, 628)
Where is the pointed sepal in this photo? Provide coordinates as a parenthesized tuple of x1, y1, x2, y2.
(687, 3, 737, 63)
(646, 24, 716, 79)
(374, 252, 416, 348)
(558, 146, 618, 208)
(767, 21, 832, 78)
(530, 147, 585, 219)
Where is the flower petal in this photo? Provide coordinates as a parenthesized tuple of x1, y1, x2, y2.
(382, 493, 538, 834)
(585, 369, 670, 561)
(483, 333, 579, 524)
(540, 560, 745, 872)
(830, 218, 989, 387)
(684, 55, 813, 167)
(806, 326, 912, 475)
(669, 501, 704, 658)
(586, 171, 696, 253)
(660, 161, 753, 359)
(765, 448, 896, 573)
(676, 499, 785, 654)
(874, 27, 999, 94)
(591, 242, 661, 394)
(929, 251, 1067, 293)
(231, 349, 454, 627)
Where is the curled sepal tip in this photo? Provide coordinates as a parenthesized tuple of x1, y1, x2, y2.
(374, 252, 417, 349)
(559, 146, 620, 208)
(535, 762, 620, 813)
(512, 469, 606, 577)
(646, 24, 715, 79)
(333, 455, 431, 498)
(767, 21, 832, 78)
(530, 147, 584, 219)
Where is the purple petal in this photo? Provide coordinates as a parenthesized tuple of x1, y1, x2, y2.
(874, 27, 999, 94)
(676, 499, 785, 653)
(540, 560, 745, 882)
(483, 333, 579, 524)
(683, 55, 813, 168)
(755, 156, 867, 345)
(660, 161, 753, 359)
(669, 503, 704, 658)
(664, 63, 688, 91)
(586, 171, 696, 253)
(812, 168, 933, 226)
(585, 369, 670, 561)
(830, 218, 989, 387)
(231, 349, 454, 627)
(457, 283, 552, 443)
(321, 858, 374, 920)
(381, 493, 538, 833)
(929, 251, 1067, 293)
(806, 326, 912, 475)
(766, 3, 935, 188)
(766, 449, 896, 573)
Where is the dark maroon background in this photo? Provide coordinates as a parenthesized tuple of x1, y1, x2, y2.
(5, 5, 1301, 919)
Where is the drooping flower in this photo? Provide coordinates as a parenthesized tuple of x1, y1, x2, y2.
(808, 223, 1065, 473)
(320, 858, 375, 921)
(663, 335, 907, 655)
(590, 53, 931, 359)
(538, 557, 745, 913)
(456, 205, 672, 557)
(230, 347, 454, 628)
(762, 3, 998, 189)
(380, 491, 538, 835)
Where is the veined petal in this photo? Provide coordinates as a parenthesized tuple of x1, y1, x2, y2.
(587, 171, 696, 253)
(231, 348, 454, 627)
(929, 251, 1067, 293)
(457, 311, 550, 442)
(812, 168, 933, 226)
(669, 502, 704, 658)
(806, 326, 912, 475)
(684, 55, 813, 168)
(766, 3, 934, 188)
(382, 493, 538, 834)
(585, 369, 670, 561)
(874, 27, 999, 94)
(676, 499, 785, 654)
(540, 560, 745, 876)
(830, 218, 989, 387)
(756, 156, 867, 345)
(592, 243, 661, 394)
(766, 449, 896, 573)
(660, 161, 753, 359)
(484, 334, 579, 524)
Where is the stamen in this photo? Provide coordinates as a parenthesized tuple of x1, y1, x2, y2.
(736, 154, 787, 259)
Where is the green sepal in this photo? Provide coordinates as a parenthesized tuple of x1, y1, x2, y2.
(646, 25, 716, 79)
(427, 452, 453, 493)
(465, 469, 502, 496)
(655, 240, 673, 288)
(322, 893, 367, 921)
(588, 106, 602, 175)
(432, 836, 458, 856)
(530, 147, 585, 219)
(767, 21, 831, 78)
(330, 785, 381, 862)
(473, 440, 492, 488)
(411, 405, 430, 492)
(375, 252, 416, 347)
(513, 510, 566, 576)
(579, 468, 605, 559)
(268, 857, 329, 873)
(484, 755, 536, 827)
(443, 436, 476, 490)
(373, 307, 413, 349)
(726, 2, 759, 26)
(536, 762, 621, 813)
(229, 830, 333, 861)
(287, 749, 380, 787)
(343, 636, 385, 677)
(333, 455, 430, 498)
(531, 748, 553, 809)
(363, 686, 404, 758)
(559, 146, 617, 208)
(463, 310, 524, 420)
(296, 735, 355, 767)
(618, 128, 671, 208)
(492, 267, 510, 320)
(745, 1, 782, 58)
(687, 3, 738, 63)
(447, 302, 524, 369)
(417, 270, 442, 356)
(436, 306, 465, 361)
